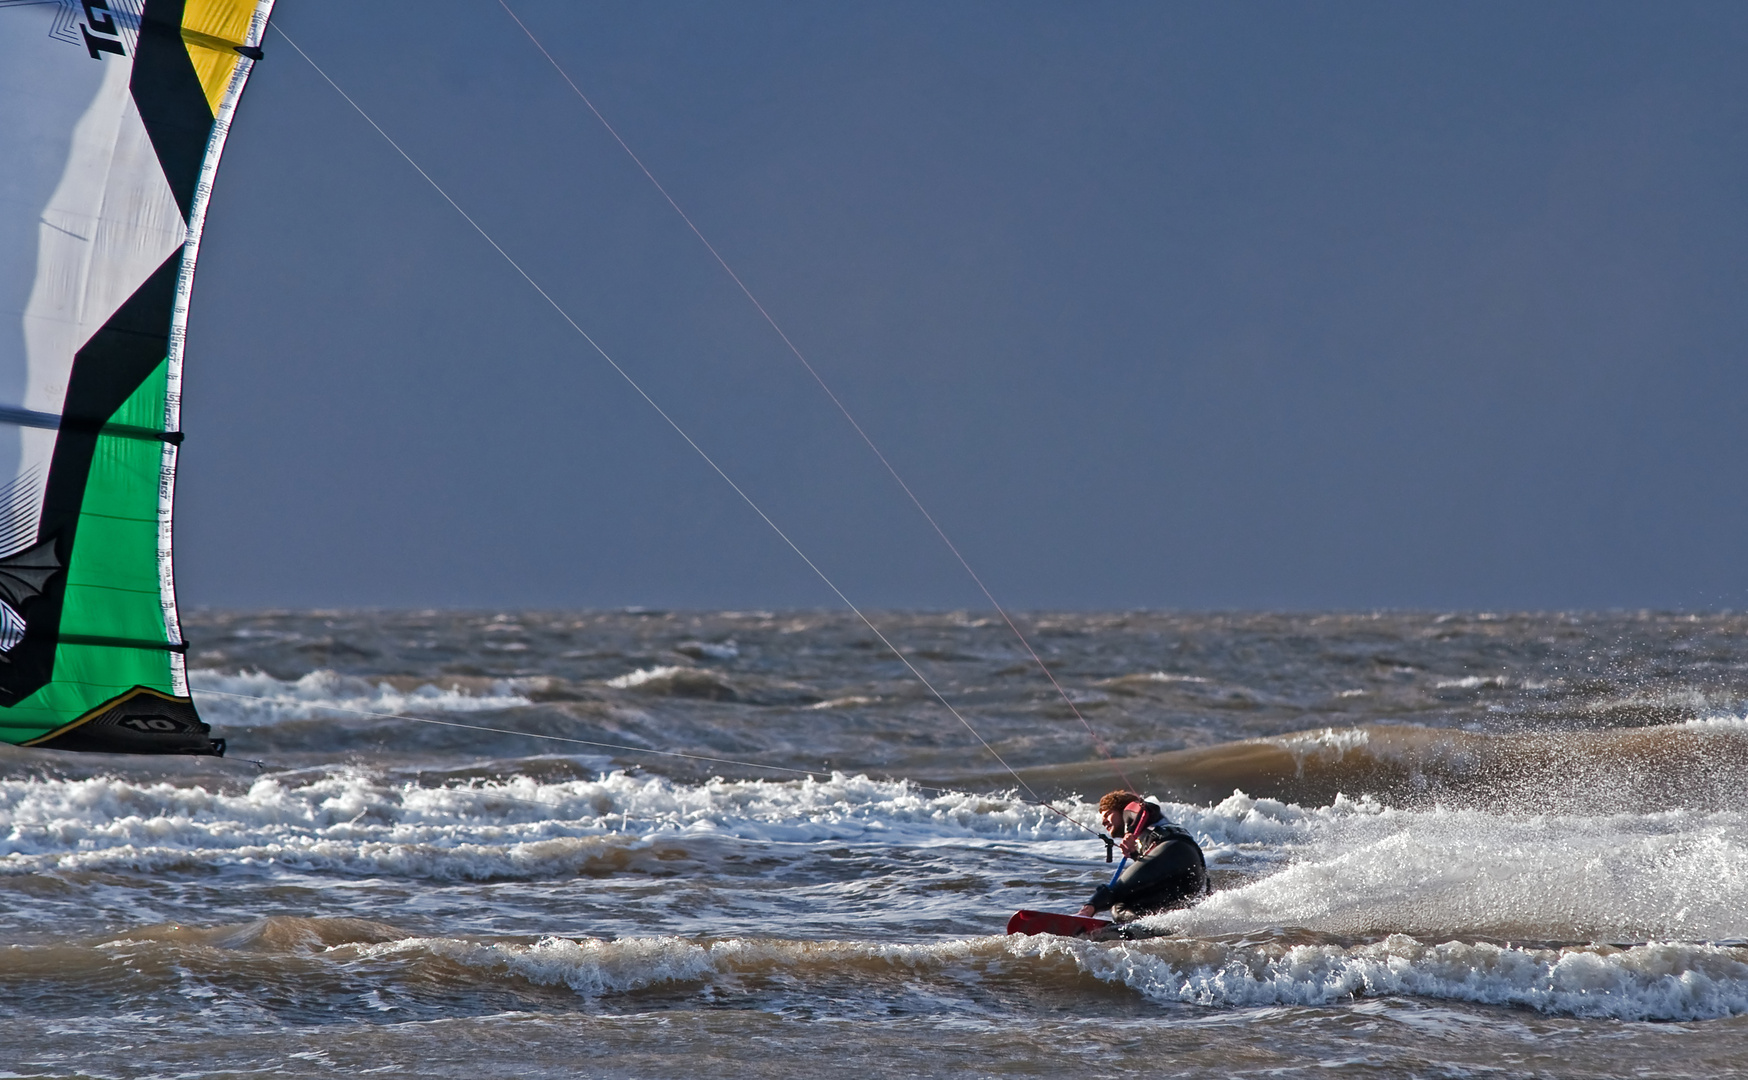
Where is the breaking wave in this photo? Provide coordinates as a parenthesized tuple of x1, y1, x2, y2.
(24, 916, 1745, 1022)
(1166, 792, 1748, 943)
(603, 665, 739, 700)
(189, 669, 534, 727)
(5, 764, 1746, 945)
(1022, 720, 1748, 813)
(0, 770, 1094, 879)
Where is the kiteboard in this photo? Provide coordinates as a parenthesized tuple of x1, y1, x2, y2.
(1007, 910, 1110, 937)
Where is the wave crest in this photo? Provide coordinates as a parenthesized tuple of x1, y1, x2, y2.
(1021, 721, 1748, 812)
(342, 931, 1748, 1021)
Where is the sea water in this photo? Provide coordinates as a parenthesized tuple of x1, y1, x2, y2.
(4, 610, 1747, 1077)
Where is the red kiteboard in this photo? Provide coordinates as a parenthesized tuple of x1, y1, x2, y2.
(1007, 910, 1111, 937)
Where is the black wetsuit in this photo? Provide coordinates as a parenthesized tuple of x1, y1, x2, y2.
(1086, 802, 1207, 921)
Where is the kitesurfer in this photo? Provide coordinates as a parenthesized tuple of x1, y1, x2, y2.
(1076, 790, 1207, 921)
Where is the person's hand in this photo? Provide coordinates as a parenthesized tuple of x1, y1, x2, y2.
(1120, 835, 1139, 858)
(1077, 905, 1098, 917)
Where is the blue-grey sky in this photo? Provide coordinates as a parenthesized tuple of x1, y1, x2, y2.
(178, 1, 1748, 610)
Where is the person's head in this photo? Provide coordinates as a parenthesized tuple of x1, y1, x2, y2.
(1097, 789, 1144, 834)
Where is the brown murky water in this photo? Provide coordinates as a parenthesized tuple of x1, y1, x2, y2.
(4, 610, 1747, 1077)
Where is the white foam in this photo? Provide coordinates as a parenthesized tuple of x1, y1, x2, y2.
(346, 935, 717, 996)
(334, 931, 1748, 1021)
(677, 641, 740, 660)
(1679, 713, 1748, 731)
(1271, 727, 1371, 754)
(605, 665, 686, 689)
(1431, 675, 1544, 689)
(1069, 935, 1748, 1021)
(1260, 726, 1375, 777)
(1586, 688, 1716, 716)
(1166, 799, 1748, 943)
(0, 770, 1099, 879)
(8, 760, 1746, 998)
(26, 759, 1734, 949)
(188, 669, 532, 728)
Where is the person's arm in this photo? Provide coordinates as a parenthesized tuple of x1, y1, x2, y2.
(1078, 881, 1118, 917)
(1079, 834, 1184, 915)
(1079, 810, 1149, 914)
(1078, 858, 1142, 916)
